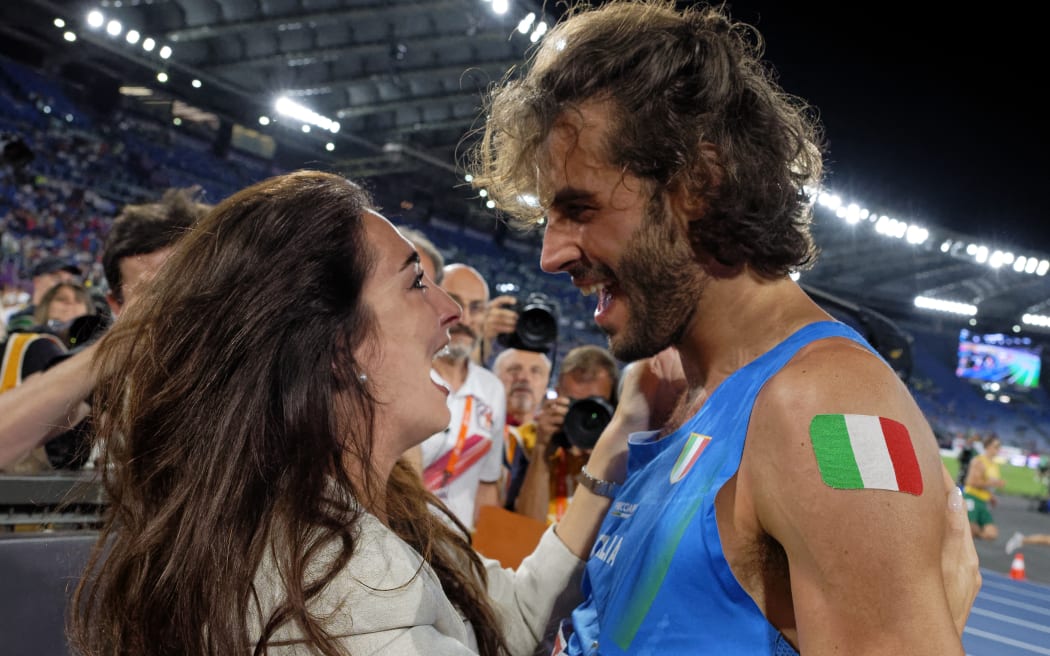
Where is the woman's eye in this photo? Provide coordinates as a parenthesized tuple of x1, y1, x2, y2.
(411, 272, 428, 290)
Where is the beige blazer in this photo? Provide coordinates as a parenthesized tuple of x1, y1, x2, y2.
(249, 510, 584, 655)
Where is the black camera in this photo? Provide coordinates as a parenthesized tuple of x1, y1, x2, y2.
(497, 292, 559, 353)
(554, 396, 615, 451)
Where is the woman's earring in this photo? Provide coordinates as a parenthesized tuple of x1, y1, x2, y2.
(358, 373, 368, 382)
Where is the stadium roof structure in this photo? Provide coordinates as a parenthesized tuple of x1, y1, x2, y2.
(3, 0, 1050, 340)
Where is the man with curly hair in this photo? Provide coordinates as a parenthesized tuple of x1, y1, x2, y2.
(473, 1, 974, 654)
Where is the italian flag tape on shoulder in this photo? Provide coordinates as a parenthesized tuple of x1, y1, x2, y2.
(809, 414, 923, 495)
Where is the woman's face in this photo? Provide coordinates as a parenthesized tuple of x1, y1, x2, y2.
(46, 286, 89, 324)
(355, 211, 461, 457)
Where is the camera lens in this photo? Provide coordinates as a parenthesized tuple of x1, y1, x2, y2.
(561, 396, 615, 450)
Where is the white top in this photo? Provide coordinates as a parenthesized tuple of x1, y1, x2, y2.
(421, 361, 506, 530)
(249, 511, 585, 655)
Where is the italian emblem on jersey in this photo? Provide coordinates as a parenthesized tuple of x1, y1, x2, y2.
(669, 432, 712, 484)
(809, 414, 923, 495)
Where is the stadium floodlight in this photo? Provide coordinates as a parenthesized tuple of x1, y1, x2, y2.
(191, 79, 202, 88)
(54, 18, 65, 28)
(486, 199, 497, 209)
(159, 45, 172, 59)
(156, 72, 168, 83)
(274, 96, 339, 133)
(142, 37, 156, 52)
(492, 0, 509, 15)
(464, 173, 474, 182)
(325, 142, 335, 152)
(1014, 256, 1027, 273)
(517, 12, 536, 34)
(989, 250, 1004, 269)
(63, 31, 77, 42)
(1023, 313, 1050, 327)
(974, 245, 989, 264)
(530, 21, 548, 43)
(940, 240, 952, 253)
(965, 243, 977, 256)
(1002, 252, 1015, 265)
(106, 20, 122, 37)
(258, 116, 270, 126)
(913, 295, 977, 316)
(87, 10, 104, 29)
(126, 29, 140, 44)
(844, 203, 861, 224)
(1025, 257, 1039, 274)
(478, 189, 488, 197)
(905, 225, 928, 245)
(301, 125, 310, 133)
(1039, 260, 1050, 276)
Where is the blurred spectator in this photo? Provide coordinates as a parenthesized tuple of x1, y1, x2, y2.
(5, 255, 81, 331)
(511, 345, 618, 524)
(31, 280, 92, 326)
(399, 226, 444, 284)
(417, 263, 506, 530)
(493, 348, 552, 508)
(0, 188, 209, 470)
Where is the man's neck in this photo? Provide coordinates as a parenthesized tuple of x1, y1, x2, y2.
(433, 356, 470, 392)
(676, 273, 832, 395)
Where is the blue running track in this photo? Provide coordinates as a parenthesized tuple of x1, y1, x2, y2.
(964, 569, 1050, 656)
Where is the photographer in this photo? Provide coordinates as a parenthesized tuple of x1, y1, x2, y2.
(0, 188, 209, 469)
(512, 345, 619, 524)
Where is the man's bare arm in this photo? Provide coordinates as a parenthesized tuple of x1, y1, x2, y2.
(749, 341, 963, 655)
(0, 342, 97, 468)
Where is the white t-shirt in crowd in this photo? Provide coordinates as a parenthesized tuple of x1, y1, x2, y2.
(420, 361, 506, 530)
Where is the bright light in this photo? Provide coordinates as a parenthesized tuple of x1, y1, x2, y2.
(159, 45, 172, 59)
(789, 271, 801, 282)
(1014, 256, 1027, 272)
(1002, 252, 1015, 265)
(1023, 313, 1050, 327)
(191, 79, 201, 88)
(258, 116, 270, 126)
(53, 18, 65, 28)
(325, 142, 335, 152)
(156, 72, 168, 83)
(492, 0, 509, 15)
(989, 250, 1004, 269)
(301, 124, 311, 133)
(530, 21, 548, 43)
(42, 105, 51, 114)
(517, 12, 536, 34)
(1039, 260, 1050, 276)
(479, 189, 488, 197)
(965, 243, 977, 256)
(126, 29, 140, 44)
(518, 193, 540, 208)
(173, 117, 182, 126)
(63, 31, 77, 42)
(975, 246, 989, 264)
(1012, 324, 1021, 333)
(844, 203, 861, 224)
(905, 224, 928, 244)
(87, 10, 104, 29)
(913, 295, 977, 316)
(464, 173, 474, 182)
(940, 240, 951, 253)
(1025, 258, 1039, 274)
(142, 37, 156, 52)
(274, 96, 339, 133)
(106, 19, 122, 36)
(999, 395, 1011, 404)
(486, 199, 497, 209)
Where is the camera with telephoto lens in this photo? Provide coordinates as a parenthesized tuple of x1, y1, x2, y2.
(553, 396, 616, 451)
(497, 292, 559, 353)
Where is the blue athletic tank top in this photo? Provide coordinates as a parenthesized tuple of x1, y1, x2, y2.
(563, 321, 879, 655)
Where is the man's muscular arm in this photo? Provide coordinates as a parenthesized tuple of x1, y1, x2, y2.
(747, 339, 963, 655)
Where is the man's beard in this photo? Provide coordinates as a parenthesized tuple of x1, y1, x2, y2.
(440, 324, 477, 361)
(605, 196, 708, 362)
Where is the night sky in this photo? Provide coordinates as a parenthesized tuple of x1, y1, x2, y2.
(719, 2, 1045, 251)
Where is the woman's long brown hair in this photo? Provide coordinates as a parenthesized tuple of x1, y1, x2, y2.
(71, 171, 508, 655)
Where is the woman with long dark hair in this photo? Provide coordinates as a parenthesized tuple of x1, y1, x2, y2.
(71, 171, 615, 655)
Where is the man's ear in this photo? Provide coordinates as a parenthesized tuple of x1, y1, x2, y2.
(667, 142, 722, 227)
